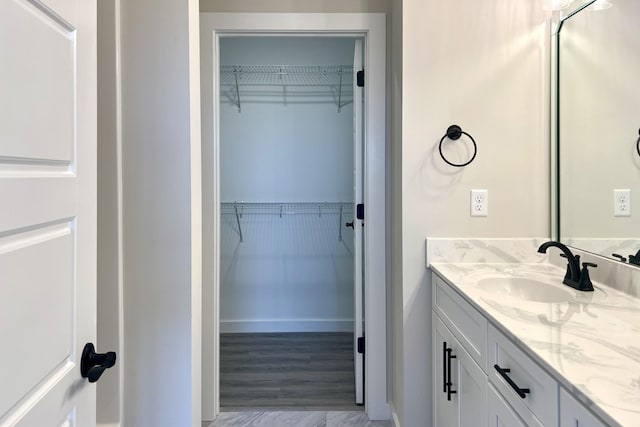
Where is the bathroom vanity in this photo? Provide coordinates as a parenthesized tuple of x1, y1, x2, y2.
(430, 261, 640, 427)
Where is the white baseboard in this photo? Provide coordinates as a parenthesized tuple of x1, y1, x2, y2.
(220, 319, 353, 333)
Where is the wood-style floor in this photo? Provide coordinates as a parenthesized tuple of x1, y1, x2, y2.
(220, 332, 359, 411)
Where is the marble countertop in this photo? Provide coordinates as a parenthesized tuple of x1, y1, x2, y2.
(430, 262, 640, 427)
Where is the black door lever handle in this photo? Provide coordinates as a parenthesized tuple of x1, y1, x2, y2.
(81, 343, 116, 383)
(345, 221, 354, 229)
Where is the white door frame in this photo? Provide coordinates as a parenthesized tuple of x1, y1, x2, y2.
(200, 13, 388, 421)
(352, 38, 365, 406)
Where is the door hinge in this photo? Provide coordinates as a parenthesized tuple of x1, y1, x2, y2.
(357, 70, 365, 87)
(357, 336, 365, 354)
(356, 203, 364, 220)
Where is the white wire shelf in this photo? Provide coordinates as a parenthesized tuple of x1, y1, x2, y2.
(220, 202, 355, 242)
(220, 65, 355, 112)
(221, 201, 353, 215)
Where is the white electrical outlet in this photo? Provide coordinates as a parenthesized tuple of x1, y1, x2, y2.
(471, 189, 488, 217)
(614, 189, 631, 216)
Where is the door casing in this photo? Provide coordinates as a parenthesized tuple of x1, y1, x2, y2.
(200, 12, 388, 421)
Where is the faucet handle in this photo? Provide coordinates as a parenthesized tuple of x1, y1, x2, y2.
(557, 253, 575, 282)
(577, 262, 596, 292)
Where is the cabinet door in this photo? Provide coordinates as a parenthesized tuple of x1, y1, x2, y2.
(488, 384, 527, 427)
(434, 315, 459, 427)
(434, 314, 487, 427)
(560, 388, 607, 427)
(458, 341, 487, 427)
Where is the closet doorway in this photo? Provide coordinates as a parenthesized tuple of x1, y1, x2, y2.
(218, 35, 363, 412)
(200, 13, 388, 422)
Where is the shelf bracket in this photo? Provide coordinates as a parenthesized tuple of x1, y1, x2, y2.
(233, 203, 243, 242)
(337, 66, 344, 112)
(233, 69, 241, 112)
(338, 204, 343, 242)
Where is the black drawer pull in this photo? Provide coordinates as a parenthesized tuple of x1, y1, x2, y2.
(494, 364, 530, 399)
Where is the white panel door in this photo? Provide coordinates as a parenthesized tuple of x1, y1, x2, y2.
(352, 38, 365, 406)
(0, 0, 97, 426)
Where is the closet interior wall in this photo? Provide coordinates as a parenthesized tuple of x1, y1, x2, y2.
(220, 37, 357, 333)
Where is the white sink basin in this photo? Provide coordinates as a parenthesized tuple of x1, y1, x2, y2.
(477, 277, 573, 303)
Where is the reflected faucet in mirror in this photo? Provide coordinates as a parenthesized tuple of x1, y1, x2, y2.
(612, 249, 640, 266)
(538, 241, 597, 291)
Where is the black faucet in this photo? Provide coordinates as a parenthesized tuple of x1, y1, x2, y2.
(629, 249, 640, 266)
(537, 241, 596, 292)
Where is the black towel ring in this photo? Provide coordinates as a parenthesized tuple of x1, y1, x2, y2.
(439, 125, 477, 167)
(636, 128, 640, 157)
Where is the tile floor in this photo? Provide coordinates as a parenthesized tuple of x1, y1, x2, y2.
(203, 411, 392, 427)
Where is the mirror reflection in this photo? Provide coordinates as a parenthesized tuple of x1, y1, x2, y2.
(556, 0, 640, 265)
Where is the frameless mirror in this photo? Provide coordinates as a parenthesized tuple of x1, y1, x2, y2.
(555, 0, 640, 266)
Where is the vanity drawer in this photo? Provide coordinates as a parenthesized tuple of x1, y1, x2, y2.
(560, 387, 607, 427)
(488, 324, 558, 427)
(432, 273, 487, 371)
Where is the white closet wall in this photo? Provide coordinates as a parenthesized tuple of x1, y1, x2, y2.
(220, 37, 357, 333)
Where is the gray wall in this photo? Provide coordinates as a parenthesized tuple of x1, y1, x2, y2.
(120, 0, 202, 425)
(396, 1, 551, 425)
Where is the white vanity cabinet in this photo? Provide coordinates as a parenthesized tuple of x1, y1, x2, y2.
(432, 271, 612, 427)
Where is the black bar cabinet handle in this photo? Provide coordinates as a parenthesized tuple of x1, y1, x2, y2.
(494, 364, 530, 399)
(442, 341, 448, 393)
(447, 348, 457, 401)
